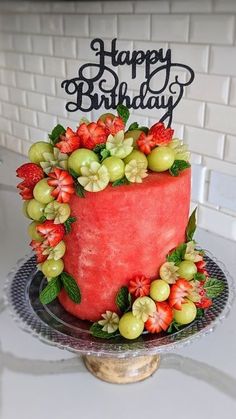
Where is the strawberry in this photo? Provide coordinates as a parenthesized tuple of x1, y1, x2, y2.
(16, 163, 44, 200)
(169, 279, 193, 310)
(77, 122, 107, 150)
(195, 281, 212, 309)
(17, 183, 34, 200)
(30, 240, 47, 264)
(36, 220, 65, 247)
(128, 274, 151, 298)
(195, 260, 209, 277)
(145, 301, 173, 333)
(97, 116, 125, 136)
(56, 127, 80, 154)
(47, 168, 75, 203)
(136, 132, 156, 155)
(149, 122, 174, 146)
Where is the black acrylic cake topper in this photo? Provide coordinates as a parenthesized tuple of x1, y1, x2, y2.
(61, 38, 195, 127)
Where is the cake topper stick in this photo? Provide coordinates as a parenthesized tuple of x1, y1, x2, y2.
(61, 38, 195, 127)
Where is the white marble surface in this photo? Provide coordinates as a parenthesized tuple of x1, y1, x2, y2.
(0, 152, 236, 419)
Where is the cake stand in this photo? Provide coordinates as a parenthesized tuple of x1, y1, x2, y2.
(5, 251, 235, 384)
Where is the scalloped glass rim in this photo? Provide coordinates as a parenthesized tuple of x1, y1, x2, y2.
(4, 250, 236, 358)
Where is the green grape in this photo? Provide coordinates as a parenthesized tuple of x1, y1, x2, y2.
(123, 150, 148, 169)
(147, 146, 175, 172)
(178, 261, 197, 281)
(150, 279, 170, 302)
(98, 113, 115, 122)
(27, 199, 46, 221)
(119, 312, 144, 340)
(173, 300, 197, 324)
(33, 179, 55, 204)
(28, 142, 53, 164)
(102, 156, 125, 182)
(41, 258, 64, 278)
(124, 130, 143, 148)
(27, 221, 44, 242)
(22, 201, 31, 219)
(68, 149, 99, 175)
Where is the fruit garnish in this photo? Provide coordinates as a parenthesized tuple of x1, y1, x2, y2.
(36, 220, 65, 247)
(195, 260, 209, 277)
(68, 148, 99, 176)
(77, 122, 107, 150)
(147, 146, 175, 172)
(184, 241, 203, 263)
(41, 258, 64, 278)
(102, 156, 125, 182)
(149, 122, 174, 146)
(168, 139, 190, 162)
(125, 159, 148, 183)
(169, 278, 193, 310)
(27, 199, 46, 221)
(33, 178, 55, 204)
(44, 201, 71, 224)
(78, 161, 110, 192)
(145, 301, 173, 333)
(177, 260, 197, 281)
(98, 311, 120, 333)
(136, 132, 156, 155)
(28, 221, 44, 242)
(106, 130, 133, 159)
(132, 296, 156, 322)
(173, 299, 197, 325)
(30, 240, 48, 263)
(42, 240, 66, 260)
(97, 115, 125, 136)
(128, 274, 151, 298)
(196, 295, 212, 309)
(124, 149, 148, 168)
(159, 261, 179, 284)
(55, 127, 80, 154)
(150, 279, 170, 302)
(187, 280, 202, 303)
(47, 168, 75, 203)
(28, 142, 53, 164)
(40, 147, 68, 175)
(16, 163, 44, 200)
(119, 312, 144, 340)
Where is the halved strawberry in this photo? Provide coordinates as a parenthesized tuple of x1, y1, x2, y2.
(149, 122, 174, 146)
(97, 116, 125, 136)
(128, 274, 151, 298)
(16, 163, 44, 200)
(36, 220, 65, 247)
(56, 127, 80, 154)
(77, 122, 107, 149)
(30, 240, 47, 264)
(136, 132, 156, 155)
(169, 279, 193, 310)
(145, 301, 173, 333)
(47, 168, 75, 203)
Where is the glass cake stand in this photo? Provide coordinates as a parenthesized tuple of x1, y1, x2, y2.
(5, 251, 235, 384)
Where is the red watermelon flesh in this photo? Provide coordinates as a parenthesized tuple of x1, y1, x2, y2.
(59, 169, 191, 321)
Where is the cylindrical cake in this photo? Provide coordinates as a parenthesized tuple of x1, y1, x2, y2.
(59, 169, 191, 321)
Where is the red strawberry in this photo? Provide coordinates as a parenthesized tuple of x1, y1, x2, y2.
(77, 122, 107, 150)
(30, 240, 47, 264)
(36, 220, 65, 247)
(97, 116, 125, 136)
(169, 279, 193, 310)
(56, 127, 80, 154)
(47, 168, 75, 203)
(17, 183, 34, 200)
(128, 274, 151, 298)
(195, 260, 209, 277)
(136, 132, 156, 155)
(149, 122, 174, 146)
(145, 301, 173, 333)
(16, 163, 44, 200)
(196, 296, 212, 309)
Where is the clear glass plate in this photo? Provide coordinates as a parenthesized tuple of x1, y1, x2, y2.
(5, 251, 235, 358)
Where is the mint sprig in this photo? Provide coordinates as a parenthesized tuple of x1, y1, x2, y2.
(167, 243, 187, 265)
(138, 126, 149, 134)
(61, 272, 81, 303)
(38, 215, 46, 223)
(186, 207, 197, 242)
(167, 320, 182, 334)
(64, 217, 76, 234)
(117, 104, 130, 124)
(39, 276, 61, 305)
(90, 323, 120, 339)
(203, 278, 225, 299)
(128, 122, 139, 131)
(75, 182, 85, 198)
(69, 168, 79, 179)
(112, 177, 130, 187)
(169, 160, 191, 177)
(48, 124, 66, 145)
(193, 272, 206, 282)
(116, 286, 131, 313)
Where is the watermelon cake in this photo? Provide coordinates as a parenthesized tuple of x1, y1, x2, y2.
(16, 105, 224, 340)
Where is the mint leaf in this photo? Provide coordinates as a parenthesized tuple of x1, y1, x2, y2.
(116, 286, 131, 313)
(48, 124, 66, 145)
(68, 168, 79, 179)
(61, 272, 81, 303)
(100, 148, 110, 161)
(167, 243, 187, 265)
(93, 143, 110, 162)
(75, 182, 85, 198)
(93, 143, 106, 154)
(117, 104, 130, 124)
(39, 277, 61, 305)
(204, 277, 225, 299)
(128, 122, 139, 131)
(167, 321, 182, 334)
(196, 308, 205, 319)
(90, 323, 120, 339)
(112, 177, 130, 187)
(193, 272, 206, 282)
(186, 207, 197, 242)
(38, 215, 46, 223)
(169, 160, 191, 177)
(64, 216, 76, 234)
(138, 126, 149, 134)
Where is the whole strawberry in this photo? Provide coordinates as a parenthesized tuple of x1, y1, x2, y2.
(16, 163, 44, 200)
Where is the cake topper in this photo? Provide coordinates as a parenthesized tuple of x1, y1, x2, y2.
(61, 38, 195, 127)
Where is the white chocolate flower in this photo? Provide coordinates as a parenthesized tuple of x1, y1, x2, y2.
(159, 262, 179, 284)
(44, 202, 71, 224)
(168, 139, 190, 162)
(40, 147, 68, 174)
(125, 159, 148, 183)
(184, 241, 203, 262)
(78, 161, 110, 192)
(106, 130, 133, 159)
(132, 297, 156, 322)
(98, 311, 120, 333)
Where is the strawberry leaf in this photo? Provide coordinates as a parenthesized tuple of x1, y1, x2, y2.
(116, 286, 131, 312)
(48, 124, 66, 145)
(39, 276, 61, 305)
(117, 104, 130, 124)
(90, 323, 120, 339)
(169, 160, 191, 177)
(64, 216, 76, 234)
(75, 181, 85, 198)
(167, 243, 187, 265)
(112, 177, 130, 187)
(128, 122, 139, 131)
(60, 272, 81, 303)
(203, 277, 225, 299)
(186, 207, 197, 242)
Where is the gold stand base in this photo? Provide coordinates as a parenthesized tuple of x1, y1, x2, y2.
(83, 354, 161, 384)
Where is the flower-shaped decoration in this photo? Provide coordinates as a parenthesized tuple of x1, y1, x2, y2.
(159, 262, 179, 284)
(56, 127, 80, 154)
(78, 161, 110, 192)
(106, 130, 133, 159)
(40, 147, 68, 175)
(168, 139, 190, 162)
(184, 241, 203, 262)
(44, 201, 71, 224)
(145, 302, 173, 333)
(149, 122, 174, 146)
(98, 115, 125, 136)
(125, 159, 148, 183)
(137, 132, 156, 155)
(47, 168, 75, 203)
(169, 279, 193, 309)
(42, 240, 66, 261)
(128, 274, 151, 298)
(98, 311, 120, 333)
(30, 240, 47, 264)
(16, 163, 44, 200)
(77, 122, 107, 149)
(36, 220, 65, 247)
(132, 296, 156, 322)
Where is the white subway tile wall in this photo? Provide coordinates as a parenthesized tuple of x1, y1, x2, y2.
(0, 0, 236, 242)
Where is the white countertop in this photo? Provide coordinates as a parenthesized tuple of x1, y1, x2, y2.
(0, 148, 236, 419)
